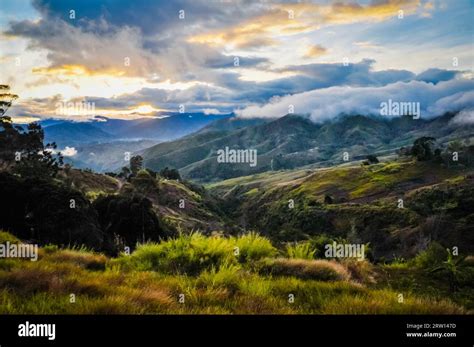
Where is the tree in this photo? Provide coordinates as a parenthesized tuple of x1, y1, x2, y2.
(130, 155, 143, 176)
(159, 167, 181, 180)
(131, 169, 157, 194)
(11, 121, 63, 178)
(0, 172, 109, 251)
(271, 154, 287, 170)
(119, 166, 131, 179)
(366, 154, 379, 164)
(397, 146, 411, 157)
(411, 137, 436, 161)
(0, 86, 63, 177)
(93, 194, 170, 248)
(0, 85, 18, 117)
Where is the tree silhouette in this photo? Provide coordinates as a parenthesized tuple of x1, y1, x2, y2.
(0, 86, 63, 177)
(411, 137, 436, 161)
(130, 155, 143, 176)
(0, 85, 18, 117)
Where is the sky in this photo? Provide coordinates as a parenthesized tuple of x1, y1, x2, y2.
(0, 0, 473, 123)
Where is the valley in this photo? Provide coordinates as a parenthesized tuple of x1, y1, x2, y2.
(1, 111, 473, 315)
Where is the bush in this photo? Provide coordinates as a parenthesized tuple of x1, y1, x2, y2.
(232, 232, 277, 263)
(117, 232, 235, 275)
(259, 258, 350, 281)
(160, 167, 181, 180)
(0, 231, 20, 244)
(308, 234, 336, 258)
(93, 194, 170, 249)
(196, 262, 244, 293)
(412, 242, 447, 269)
(112, 232, 276, 275)
(286, 242, 316, 260)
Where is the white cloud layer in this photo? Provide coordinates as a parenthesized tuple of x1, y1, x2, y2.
(236, 79, 474, 122)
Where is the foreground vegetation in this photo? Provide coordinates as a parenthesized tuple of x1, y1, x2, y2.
(0, 231, 472, 314)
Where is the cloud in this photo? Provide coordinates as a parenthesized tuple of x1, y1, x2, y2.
(6, 18, 160, 78)
(236, 79, 474, 122)
(188, 0, 426, 49)
(61, 146, 77, 157)
(304, 45, 327, 58)
(203, 108, 224, 115)
(450, 109, 474, 125)
(2, 0, 468, 121)
(415, 68, 460, 84)
(354, 41, 381, 49)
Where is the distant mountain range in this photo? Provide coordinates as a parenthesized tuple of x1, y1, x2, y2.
(12, 113, 227, 172)
(39, 113, 231, 147)
(141, 113, 473, 182)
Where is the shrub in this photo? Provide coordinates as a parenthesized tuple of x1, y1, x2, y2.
(308, 234, 336, 258)
(412, 242, 447, 269)
(113, 232, 276, 275)
(93, 194, 170, 249)
(232, 232, 277, 263)
(259, 258, 350, 281)
(118, 232, 236, 275)
(286, 242, 316, 260)
(160, 167, 181, 180)
(196, 262, 244, 293)
(0, 231, 20, 244)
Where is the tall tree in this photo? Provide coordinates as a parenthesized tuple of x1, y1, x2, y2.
(0, 86, 63, 177)
(130, 155, 143, 176)
(411, 137, 436, 161)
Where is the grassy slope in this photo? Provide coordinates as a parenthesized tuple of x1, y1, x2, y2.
(208, 159, 467, 201)
(208, 159, 474, 258)
(0, 231, 468, 314)
(59, 169, 231, 234)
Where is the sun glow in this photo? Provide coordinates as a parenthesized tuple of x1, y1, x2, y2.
(131, 104, 161, 114)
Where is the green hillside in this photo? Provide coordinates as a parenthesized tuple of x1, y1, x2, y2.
(142, 113, 474, 182)
(209, 158, 474, 260)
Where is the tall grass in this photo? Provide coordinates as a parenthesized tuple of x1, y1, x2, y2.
(286, 242, 316, 260)
(231, 232, 277, 263)
(0, 231, 467, 314)
(112, 232, 276, 275)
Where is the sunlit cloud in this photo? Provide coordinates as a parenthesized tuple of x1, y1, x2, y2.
(0, 0, 471, 121)
(304, 45, 328, 59)
(188, 0, 425, 50)
(32, 65, 126, 77)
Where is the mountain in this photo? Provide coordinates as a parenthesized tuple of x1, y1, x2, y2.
(108, 113, 231, 140)
(38, 113, 232, 148)
(43, 122, 114, 146)
(141, 113, 474, 182)
(196, 116, 269, 134)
